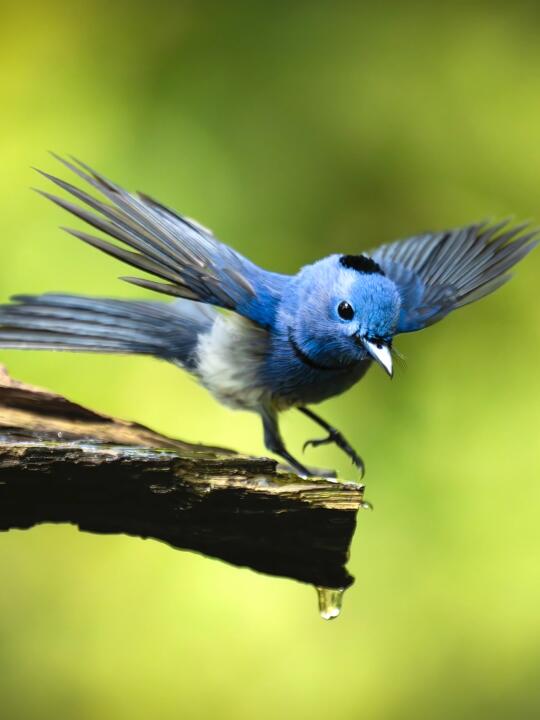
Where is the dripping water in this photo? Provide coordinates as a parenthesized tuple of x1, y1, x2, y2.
(315, 586, 345, 620)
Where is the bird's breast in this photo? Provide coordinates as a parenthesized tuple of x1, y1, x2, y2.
(194, 313, 270, 411)
(263, 333, 372, 409)
(194, 314, 371, 414)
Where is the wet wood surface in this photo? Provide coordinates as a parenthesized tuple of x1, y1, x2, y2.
(0, 367, 364, 588)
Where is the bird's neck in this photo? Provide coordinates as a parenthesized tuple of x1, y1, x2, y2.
(286, 326, 365, 372)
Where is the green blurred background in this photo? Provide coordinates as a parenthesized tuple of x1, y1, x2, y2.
(1, 1, 540, 718)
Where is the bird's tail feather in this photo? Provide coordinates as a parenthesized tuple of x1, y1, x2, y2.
(0, 294, 214, 368)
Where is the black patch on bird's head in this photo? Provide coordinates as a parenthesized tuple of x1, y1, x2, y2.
(339, 254, 384, 276)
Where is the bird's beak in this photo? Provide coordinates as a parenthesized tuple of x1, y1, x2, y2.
(363, 340, 393, 377)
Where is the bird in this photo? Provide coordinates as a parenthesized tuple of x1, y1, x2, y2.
(0, 154, 536, 478)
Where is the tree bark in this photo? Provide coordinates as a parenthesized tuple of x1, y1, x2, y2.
(0, 367, 365, 588)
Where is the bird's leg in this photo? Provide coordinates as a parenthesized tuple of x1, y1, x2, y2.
(261, 410, 312, 478)
(298, 406, 365, 477)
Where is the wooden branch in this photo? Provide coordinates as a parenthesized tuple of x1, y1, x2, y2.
(0, 367, 365, 589)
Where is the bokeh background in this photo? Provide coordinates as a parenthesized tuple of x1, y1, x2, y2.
(1, 2, 540, 718)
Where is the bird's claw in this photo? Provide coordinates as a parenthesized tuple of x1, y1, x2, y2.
(303, 430, 365, 478)
(302, 433, 335, 452)
(348, 450, 365, 479)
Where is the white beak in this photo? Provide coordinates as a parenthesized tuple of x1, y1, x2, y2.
(364, 340, 393, 377)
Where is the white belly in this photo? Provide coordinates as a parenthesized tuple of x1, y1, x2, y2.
(195, 313, 269, 411)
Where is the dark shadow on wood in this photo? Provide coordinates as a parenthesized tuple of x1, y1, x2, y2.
(0, 367, 364, 588)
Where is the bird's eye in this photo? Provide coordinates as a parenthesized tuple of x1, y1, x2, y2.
(337, 301, 355, 321)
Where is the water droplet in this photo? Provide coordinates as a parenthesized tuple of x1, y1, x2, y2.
(361, 500, 373, 510)
(315, 586, 345, 620)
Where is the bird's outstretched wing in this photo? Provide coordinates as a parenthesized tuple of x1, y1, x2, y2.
(36, 155, 289, 329)
(369, 221, 538, 333)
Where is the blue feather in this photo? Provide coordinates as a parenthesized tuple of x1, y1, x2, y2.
(1, 158, 533, 478)
(370, 222, 538, 332)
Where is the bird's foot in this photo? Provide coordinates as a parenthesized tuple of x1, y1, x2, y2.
(303, 429, 365, 478)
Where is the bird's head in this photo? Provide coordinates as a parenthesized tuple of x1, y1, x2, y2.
(287, 254, 401, 375)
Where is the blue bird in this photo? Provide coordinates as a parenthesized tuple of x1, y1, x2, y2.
(0, 155, 536, 477)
